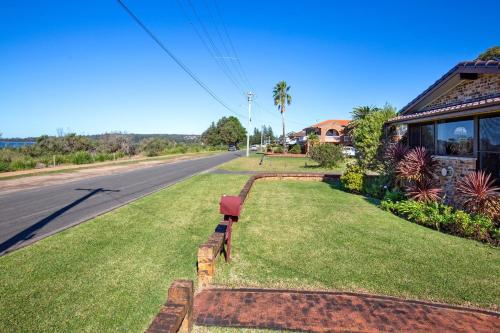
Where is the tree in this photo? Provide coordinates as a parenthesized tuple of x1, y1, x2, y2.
(350, 104, 397, 170)
(201, 116, 246, 146)
(217, 116, 246, 145)
(477, 46, 500, 61)
(273, 81, 292, 152)
(250, 127, 262, 145)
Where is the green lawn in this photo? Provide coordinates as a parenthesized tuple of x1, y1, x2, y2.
(218, 153, 348, 173)
(0, 174, 248, 333)
(216, 180, 500, 310)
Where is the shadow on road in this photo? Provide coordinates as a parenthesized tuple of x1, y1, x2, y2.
(0, 188, 120, 255)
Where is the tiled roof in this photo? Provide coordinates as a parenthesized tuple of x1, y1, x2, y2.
(388, 96, 500, 123)
(399, 60, 500, 115)
(308, 119, 351, 128)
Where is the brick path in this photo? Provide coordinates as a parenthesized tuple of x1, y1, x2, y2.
(194, 288, 500, 332)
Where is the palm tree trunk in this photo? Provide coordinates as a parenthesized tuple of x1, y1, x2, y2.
(281, 106, 286, 153)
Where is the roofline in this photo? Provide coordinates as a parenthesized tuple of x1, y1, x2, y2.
(399, 60, 500, 115)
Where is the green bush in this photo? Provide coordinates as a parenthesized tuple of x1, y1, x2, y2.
(340, 164, 364, 193)
(0, 161, 9, 172)
(10, 158, 36, 170)
(309, 144, 344, 168)
(363, 175, 391, 199)
(273, 146, 283, 154)
(95, 153, 113, 162)
(289, 144, 301, 154)
(71, 151, 93, 165)
(380, 198, 496, 244)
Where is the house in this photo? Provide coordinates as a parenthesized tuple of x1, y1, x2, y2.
(287, 130, 307, 145)
(386, 59, 500, 201)
(304, 120, 351, 145)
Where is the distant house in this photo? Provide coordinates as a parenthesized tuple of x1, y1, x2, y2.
(304, 119, 351, 145)
(287, 130, 307, 145)
(386, 59, 500, 199)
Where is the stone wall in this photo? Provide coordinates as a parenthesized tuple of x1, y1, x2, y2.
(426, 74, 500, 110)
(434, 156, 476, 204)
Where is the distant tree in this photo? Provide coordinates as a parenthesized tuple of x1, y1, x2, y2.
(477, 46, 500, 61)
(201, 116, 246, 147)
(350, 104, 397, 170)
(262, 125, 275, 143)
(217, 116, 246, 146)
(250, 127, 262, 145)
(273, 81, 292, 152)
(201, 122, 220, 146)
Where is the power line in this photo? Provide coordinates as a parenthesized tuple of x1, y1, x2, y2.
(212, 0, 253, 90)
(202, 0, 249, 91)
(116, 0, 246, 118)
(175, 0, 246, 95)
(253, 100, 310, 129)
(184, 0, 246, 93)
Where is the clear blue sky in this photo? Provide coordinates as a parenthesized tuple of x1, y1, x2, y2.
(1, 0, 499, 138)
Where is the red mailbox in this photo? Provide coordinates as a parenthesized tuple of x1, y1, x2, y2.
(219, 195, 242, 262)
(219, 195, 242, 217)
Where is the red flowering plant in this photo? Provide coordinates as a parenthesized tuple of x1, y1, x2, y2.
(456, 171, 500, 221)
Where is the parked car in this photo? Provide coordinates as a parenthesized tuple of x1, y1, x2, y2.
(228, 144, 237, 151)
(342, 146, 356, 157)
(250, 144, 259, 151)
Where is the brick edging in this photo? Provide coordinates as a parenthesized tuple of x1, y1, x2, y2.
(146, 280, 194, 333)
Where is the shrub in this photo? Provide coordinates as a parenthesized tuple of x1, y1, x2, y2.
(289, 144, 301, 154)
(384, 143, 409, 169)
(95, 153, 113, 162)
(0, 161, 9, 172)
(455, 171, 500, 220)
(397, 147, 438, 182)
(273, 146, 283, 154)
(309, 144, 344, 168)
(71, 151, 93, 165)
(405, 178, 442, 203)
(363, 175, 391, 199)
(10, 158, 36, 170)
(381, 198, 496, 244)
(340, 164, 364, 193)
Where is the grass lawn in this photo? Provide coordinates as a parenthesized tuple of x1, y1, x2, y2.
(216, 180, 500, 310)
(0, 174, 248, 333)
(218, 153, 348, 173)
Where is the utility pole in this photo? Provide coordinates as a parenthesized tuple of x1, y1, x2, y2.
(260, 125, 264, 153)
(246, 92, 254, 157)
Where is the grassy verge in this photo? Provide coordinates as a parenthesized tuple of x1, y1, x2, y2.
(0, 174, 248, 332)
(218, 153, 349, 173)
(216, 180, 500, 310)
(0, 151, 222, 181)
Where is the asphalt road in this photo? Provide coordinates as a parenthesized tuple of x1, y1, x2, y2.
(0, 151, 242, 255)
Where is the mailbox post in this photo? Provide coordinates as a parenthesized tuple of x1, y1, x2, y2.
(219, 195, 242, 262)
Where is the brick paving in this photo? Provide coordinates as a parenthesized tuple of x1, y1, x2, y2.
(194, 288, 500, 332)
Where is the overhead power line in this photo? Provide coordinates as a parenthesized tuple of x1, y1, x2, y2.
(212, 0, 253, 90)
(116, 0, 246, 118)
(175, 0, 246, 95)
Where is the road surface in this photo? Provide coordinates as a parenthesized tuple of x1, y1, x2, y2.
(0, 151, 241, 255)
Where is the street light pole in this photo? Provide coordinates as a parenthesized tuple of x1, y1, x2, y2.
(246, 92, 254, 157)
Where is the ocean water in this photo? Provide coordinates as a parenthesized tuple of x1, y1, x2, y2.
(0, 141, 35, 148)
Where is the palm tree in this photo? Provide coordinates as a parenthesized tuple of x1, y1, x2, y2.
(273, 81, 292, 152)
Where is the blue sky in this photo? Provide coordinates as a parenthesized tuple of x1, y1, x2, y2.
(1, 0, 499, 138)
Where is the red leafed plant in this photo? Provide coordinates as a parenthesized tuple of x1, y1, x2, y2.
(405, 178, 442, 203)
(384, 143, 409, 168)
(456, 171, 500, 220)
(397, 147, 438, 181)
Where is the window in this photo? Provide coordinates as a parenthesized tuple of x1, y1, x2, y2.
(479, 115, 500, 182)
(325, 129, 339, 136)
(408, 123, 434, 153)
(437, 119, 474, 156)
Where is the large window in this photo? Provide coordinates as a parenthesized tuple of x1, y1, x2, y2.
(408, 123, 435, 153)
(437, 119, 474, 156)
(479, 115, 500, 181)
